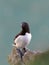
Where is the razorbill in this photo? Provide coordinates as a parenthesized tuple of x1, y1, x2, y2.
(13, 22, 32, 58)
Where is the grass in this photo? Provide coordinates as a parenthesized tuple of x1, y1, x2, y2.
(27, 50, 49, 65)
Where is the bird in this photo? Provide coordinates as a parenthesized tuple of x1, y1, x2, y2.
(12, 22, 32, 59)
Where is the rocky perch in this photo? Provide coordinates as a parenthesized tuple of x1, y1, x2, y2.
(8, 47, 42, 65)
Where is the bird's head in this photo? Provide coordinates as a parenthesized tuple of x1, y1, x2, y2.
(21, 22, 30, 33)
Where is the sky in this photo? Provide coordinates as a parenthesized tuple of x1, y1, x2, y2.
(0, 0, 49, 65)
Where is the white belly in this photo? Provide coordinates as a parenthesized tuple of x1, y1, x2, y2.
(13, 33, 32, 48)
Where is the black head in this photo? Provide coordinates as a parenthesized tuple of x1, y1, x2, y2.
(21, 22, 30, 33)
(14, 22, 30, 40)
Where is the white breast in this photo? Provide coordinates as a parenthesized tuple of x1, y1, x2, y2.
(13, 33, 32, 48)
(24, 33, 32, 44)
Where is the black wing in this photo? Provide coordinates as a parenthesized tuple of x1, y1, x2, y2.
(14, 30, 25, 40)
(14, 33, 21, 40)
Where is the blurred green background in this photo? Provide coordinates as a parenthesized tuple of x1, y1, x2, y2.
(0, 0, 49, 65)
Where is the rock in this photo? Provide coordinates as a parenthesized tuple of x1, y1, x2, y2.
(8, 47, 22, 65)
(8, 47, 42, 65)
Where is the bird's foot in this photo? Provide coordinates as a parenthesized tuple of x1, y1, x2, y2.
(16, 48, 24, 60)
(16, 48, 27, 61)
(22, 48, 27, 54)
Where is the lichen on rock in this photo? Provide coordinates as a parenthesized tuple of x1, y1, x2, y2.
(8, 47, 42, 65)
